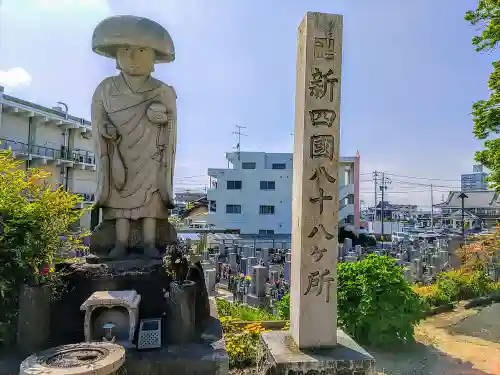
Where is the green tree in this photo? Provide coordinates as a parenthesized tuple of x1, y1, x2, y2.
(0, 149, 85, 344)
(465, 1, 500, 190)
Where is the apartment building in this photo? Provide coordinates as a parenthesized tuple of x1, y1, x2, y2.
(0, 86, 96, 230)
(207, 151, 360, 235)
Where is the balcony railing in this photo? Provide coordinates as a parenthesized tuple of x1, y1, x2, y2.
(0, 138, 95, 165)
(73, 192, 95, 202)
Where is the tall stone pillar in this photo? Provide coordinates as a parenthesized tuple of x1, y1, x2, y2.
(289, 11, 342, 349)
(261, 13, 374, 374)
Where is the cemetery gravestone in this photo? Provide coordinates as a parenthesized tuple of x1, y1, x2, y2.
(261, 12, 374, 375)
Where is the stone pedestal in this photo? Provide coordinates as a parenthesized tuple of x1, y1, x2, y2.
(167, 281, 197, 344)
(240, 257, 248, 275)
(270, 270, 279, 283)
(89, 219, 177, 257)
(17, 284, 51, 354)
(247, 257, 258, 283)
(283, 261, 291, 282)
(261, 330, 375, 375)
(261, 248, 270, 265)
(253, 265, 267, 297)
(204, 268, 217, 297)
(228, 253, 237, 271)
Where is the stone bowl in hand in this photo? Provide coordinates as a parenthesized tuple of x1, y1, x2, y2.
(147, 102, 169, 125)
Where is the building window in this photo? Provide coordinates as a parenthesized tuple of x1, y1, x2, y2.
(272, 163, 286, 170)
(242, 162, 256, 169)
(226, 180, 242, 190)
(260, 181, 276, 190)
(259, 229, 275, 235)
(209, 200, 216, 212)
(226, 204, 242, 214)
(259, 205, 275, 215)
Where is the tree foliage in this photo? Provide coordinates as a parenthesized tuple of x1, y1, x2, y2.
(0, 150, 85, 344)
(465, 0, 500, 190)
(459, 225, 500, 271)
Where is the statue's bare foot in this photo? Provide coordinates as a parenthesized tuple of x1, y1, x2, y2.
(143, 246, 160, 259)
(109, 245, 127, 260)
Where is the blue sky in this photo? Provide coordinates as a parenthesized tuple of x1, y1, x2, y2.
(0, 0, 494, 207)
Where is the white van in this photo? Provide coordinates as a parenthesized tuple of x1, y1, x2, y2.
(392, 232, 409, 244)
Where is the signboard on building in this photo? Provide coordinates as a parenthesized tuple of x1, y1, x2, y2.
(461, 172, 488, 191)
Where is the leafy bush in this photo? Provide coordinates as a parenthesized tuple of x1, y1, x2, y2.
(271, 255, 426, 347)
(337, 254, 426, 347)
(215, 298, 275, 321)
(412, 284, 451, 307)
(0, 150, 85, 344)
(216, 298, 232, 317)
(413, 269, 497, 308)
(220, 316, 266, 368)
(276, 293, 290, 320)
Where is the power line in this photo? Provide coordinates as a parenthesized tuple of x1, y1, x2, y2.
(388, 179, 460, 189)
(383, 172, 461, 182)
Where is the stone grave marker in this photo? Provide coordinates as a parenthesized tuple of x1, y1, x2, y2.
(260, 12, 374, 375)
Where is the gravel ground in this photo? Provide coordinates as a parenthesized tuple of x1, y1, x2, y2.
(230, 303, 500, 375)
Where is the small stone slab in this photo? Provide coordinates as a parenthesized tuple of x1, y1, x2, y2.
(80, 290, 141, 310)
(261, 330, 375, 375)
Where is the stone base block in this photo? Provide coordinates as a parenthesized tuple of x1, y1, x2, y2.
(123, 341, 228, 375)
(90, 219, 177, 257)
(124, 297, 228, 375)
(245, 293, 267, 308)
(261, 330, 375, 375)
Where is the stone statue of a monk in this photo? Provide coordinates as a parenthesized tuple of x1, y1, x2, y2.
(90, 16, 177, 260)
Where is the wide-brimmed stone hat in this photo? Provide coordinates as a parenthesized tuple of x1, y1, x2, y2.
(92, 15, 175, 63)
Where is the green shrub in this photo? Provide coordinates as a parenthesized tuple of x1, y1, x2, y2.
(271, 255, 426, 347)
(216, 297, 232, 317)
(437, 269, 493, 300)
(337, 255, 426, 347)
(412, 284, 451, 308)
(276, 294, 290, 320)
(215, 298, 276, 321)
(0, 150, 84, 345)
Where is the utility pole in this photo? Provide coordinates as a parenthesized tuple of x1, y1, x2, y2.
(430, 184, 434, 230)
(458, 192, 468, 240)
(379, 172, 391, 241)
(372, 171, 379, 218)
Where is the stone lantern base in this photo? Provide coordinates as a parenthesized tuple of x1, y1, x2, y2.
(261, 330, 375, 375)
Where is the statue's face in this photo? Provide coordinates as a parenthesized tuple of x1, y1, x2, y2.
(116, 46, 155, 76)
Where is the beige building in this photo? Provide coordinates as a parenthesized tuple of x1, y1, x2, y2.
(0, 86, 96, 230)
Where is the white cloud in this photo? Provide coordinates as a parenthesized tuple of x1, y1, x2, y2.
(34, 0, 108, 10)
(0, 67, 32, 88)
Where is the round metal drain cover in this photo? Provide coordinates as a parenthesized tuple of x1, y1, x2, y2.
(20, 342, 125, 375)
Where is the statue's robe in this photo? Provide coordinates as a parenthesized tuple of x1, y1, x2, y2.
(91, 73, 177, 220)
